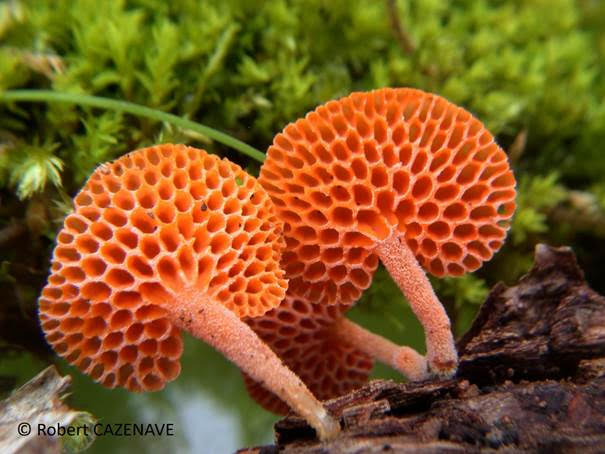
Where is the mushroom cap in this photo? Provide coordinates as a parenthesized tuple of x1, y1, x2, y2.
(260, 87, 516, 305)
(243, 295, 373, 415)
(39, 144, 287, 392)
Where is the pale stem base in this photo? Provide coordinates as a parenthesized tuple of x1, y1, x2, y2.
(334, 318, 428, 381)
(168, 290, 340, 440)
(375, 234, 458, 377)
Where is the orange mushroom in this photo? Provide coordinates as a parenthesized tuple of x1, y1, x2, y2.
(38, 144, 340, 440)
(259, 88, 516, 377)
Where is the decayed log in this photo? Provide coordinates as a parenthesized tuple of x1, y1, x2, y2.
(240, 244, 605, 453)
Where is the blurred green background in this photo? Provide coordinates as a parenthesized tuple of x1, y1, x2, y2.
(1, 0, 604, 452)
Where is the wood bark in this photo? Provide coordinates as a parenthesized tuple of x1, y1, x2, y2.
(239, 244, 605, 453)
(0, 366, 95, 454)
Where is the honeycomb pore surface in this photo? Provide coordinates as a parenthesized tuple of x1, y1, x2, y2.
(260, 88, 516, 305)
(39, 144, 287, 391)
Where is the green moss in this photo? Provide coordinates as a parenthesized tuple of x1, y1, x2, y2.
(511, 173, 566, 245)
(5, 139, 63, 200)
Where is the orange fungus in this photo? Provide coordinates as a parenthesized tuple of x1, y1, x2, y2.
(39, 144, 286, 391)
(260, 88, 516, 306)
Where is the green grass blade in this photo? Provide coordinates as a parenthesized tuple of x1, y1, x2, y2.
(0, 90, 266, 163)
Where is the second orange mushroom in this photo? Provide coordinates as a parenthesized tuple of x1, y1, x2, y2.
(259, 88, 516, 378)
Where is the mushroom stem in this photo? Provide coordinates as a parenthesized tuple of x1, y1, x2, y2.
(375, 234, 458, 377)
(333, 318, 428, 381)
(170, 291, 340, 440)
